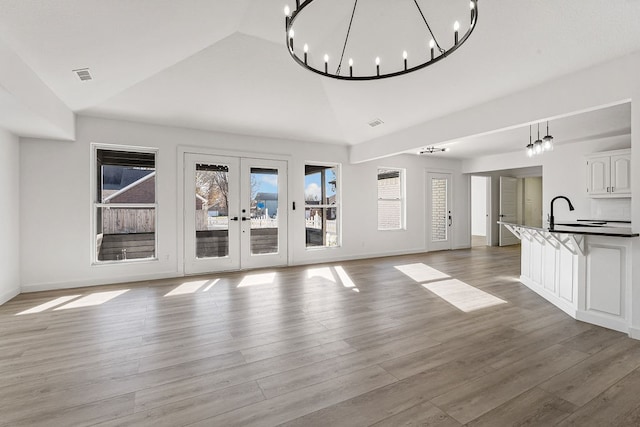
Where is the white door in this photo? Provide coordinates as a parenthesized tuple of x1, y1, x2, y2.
(499, 176, 520, 246)
(427, 172, 452, 251)
(240, 158, 288, 269)
(184, 153, 287, 274)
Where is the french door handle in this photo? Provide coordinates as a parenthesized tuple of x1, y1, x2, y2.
(241, 217, 249, 221)
(230, 216, 239, 221)
(448, 216, 452, 226)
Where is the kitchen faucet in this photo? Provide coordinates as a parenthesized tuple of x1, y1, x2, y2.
(549, 196, 574, 229)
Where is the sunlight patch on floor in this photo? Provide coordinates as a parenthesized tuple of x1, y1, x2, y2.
(54, 290, 130, 310)
(422, 279, 507, 312)
(165, 279, 216, 296)
(394, 263, 450, 283)
(16, 295, 82, 315)
(306, 267, 336, 283)
(202, 279, 220, 292)
(238, 272, 276, 288)
(334, 266, 359, 292)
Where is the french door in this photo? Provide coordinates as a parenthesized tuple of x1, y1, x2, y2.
(427, 172, 453, 251)
(184, 153, 288, 274)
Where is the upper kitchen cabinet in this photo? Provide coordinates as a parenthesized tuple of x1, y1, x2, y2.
(586, 148, 631, 197)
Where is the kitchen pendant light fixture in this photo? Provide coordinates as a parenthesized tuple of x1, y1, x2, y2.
(543, 121, 554, 151)
(534, 123, 543, 155)
(283, 0, 479, 80)
(526, 121, 555, 157)
(526, 125, 534, 158)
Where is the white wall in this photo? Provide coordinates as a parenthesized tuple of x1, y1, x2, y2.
(471, 176, 487, 236)
(19, 116, 468, 292)
(0, 128, 20, 304)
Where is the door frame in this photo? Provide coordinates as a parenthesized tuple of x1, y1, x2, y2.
(177, 146, 291, 275)
(426, 171, 453, 251)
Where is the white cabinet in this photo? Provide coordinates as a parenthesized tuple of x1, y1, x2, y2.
(577, 237, 632, 333)
(586, 149, 631, 197)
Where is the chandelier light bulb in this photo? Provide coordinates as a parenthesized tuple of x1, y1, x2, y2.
(403, 50, 408, 60)
(348, 58, 353, 66)
(470, 1, 475, 9)
(303, 43, 308, 53)
(289, 29, 294, 39)
(375, 56, 380, 65)
(284, 5, 290, 16)
(324, 54, 329, 62)
(429, 39, 435, 49)
(454, 21, 460, 31)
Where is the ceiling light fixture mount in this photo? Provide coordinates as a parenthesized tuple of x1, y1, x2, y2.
(284, 0, 479, 81)
(419, 146, 450, 155)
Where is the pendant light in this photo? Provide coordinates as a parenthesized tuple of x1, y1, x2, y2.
(543, 121, 554, 151)
(526, 125, 534, 158)
(533, 123, 543, 155)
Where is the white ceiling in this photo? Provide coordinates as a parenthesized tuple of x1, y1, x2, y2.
(0, 0, 639, 149)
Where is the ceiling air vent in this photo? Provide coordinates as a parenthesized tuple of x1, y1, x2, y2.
(368, 118, 384, 128)
(72, 68, 93, 81)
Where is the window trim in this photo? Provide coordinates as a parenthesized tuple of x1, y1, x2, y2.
(304, 162, 341, 249)
(377, 167, 406, 231)
(91, 143, 159, 265)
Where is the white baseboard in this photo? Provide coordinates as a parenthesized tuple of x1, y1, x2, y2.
(629, 327, 640, 340)
(575, 311, 629, 334)
(0, 287, 20, 306)
(21, 271, 180, 293)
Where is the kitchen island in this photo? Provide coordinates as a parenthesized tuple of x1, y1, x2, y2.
(499, 221, 638, 336)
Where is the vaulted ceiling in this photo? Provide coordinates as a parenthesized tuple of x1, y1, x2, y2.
(0, 0, 639, 156)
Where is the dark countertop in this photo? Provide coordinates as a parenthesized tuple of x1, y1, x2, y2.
(498, 221, 639, 238)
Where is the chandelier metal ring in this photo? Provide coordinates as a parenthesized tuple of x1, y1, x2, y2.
(284, 0, 479, 80)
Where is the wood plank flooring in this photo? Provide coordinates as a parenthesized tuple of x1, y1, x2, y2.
(1, 245, 640, 426)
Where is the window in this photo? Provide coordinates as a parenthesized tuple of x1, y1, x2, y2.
(377, 168, 405, 230)
(304, 164, 340, 247)
(94, 147, 157, 263)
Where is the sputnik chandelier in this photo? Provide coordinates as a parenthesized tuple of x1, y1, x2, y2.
(284, 0, 479, 80)
(526, 122, 554, 157)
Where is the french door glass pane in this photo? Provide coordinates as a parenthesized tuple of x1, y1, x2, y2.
(195, 164, 229, 258)
(431, 178, 447, 242)
(250, 167, 278, 255)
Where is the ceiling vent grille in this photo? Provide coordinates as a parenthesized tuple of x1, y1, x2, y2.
(73, 68, 93, 81)
(368, 118, 384, 128)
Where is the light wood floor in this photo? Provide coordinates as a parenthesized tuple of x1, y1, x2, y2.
(2, 246, 640, 426)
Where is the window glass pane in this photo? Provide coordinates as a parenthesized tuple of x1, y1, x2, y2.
(305, 165, 337, 204)
(305, 207, 338, 247)
(378, 168, 403, 230)
(97, 207, 155, 261)
(98, 149, 155, 204)
(250, 167, 279, 255)
(195, 164, 229, 259)
(377, 200, 402, 230)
